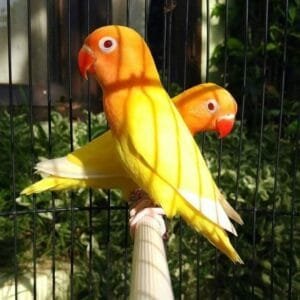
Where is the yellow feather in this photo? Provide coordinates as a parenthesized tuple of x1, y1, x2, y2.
(21, 130, 137, 198)
(84, 25, 242, 262)
(21, 175, 136, 197)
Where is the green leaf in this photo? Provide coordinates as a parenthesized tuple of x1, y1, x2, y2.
(262, 273, 271, 285)
(288, 5, 297, 23)
(211, 3, 225, 18)
(227, 37, 244, 51)
(266, 42, 278, 51)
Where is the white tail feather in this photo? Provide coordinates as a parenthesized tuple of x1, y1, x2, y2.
(219, 195, 243, 225)
(179, 189, 237, 236)
(35, 157, 118, 179)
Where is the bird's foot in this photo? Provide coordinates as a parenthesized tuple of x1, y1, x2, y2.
(129, 189, 166, 238)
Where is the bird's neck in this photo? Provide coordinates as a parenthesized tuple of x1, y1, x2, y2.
(103, 88, 129, 136)
(102, 79, 162, 137)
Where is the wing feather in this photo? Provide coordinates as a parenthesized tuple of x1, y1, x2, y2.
(35, 130, 128, 179)
(117, 87, 241, 234)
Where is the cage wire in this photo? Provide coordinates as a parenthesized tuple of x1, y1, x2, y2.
(0, 0, 299, 299)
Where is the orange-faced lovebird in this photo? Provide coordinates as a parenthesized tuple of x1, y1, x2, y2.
(74, 25, 243, 263)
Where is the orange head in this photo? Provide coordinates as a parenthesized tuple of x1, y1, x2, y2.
(174, 83, 238, 138)
(78, 25, 160, 90)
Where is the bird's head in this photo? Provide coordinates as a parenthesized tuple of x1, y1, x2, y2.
(78, 25, 160, 89)
(174, 83, 237, 138)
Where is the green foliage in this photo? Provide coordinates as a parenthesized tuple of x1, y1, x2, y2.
(207, 2, 300, 296)
(0, 109, 131, 298)
(210, 0, 300, 134)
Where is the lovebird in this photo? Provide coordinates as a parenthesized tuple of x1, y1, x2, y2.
(21, 83, 237, 200)
(76, 25, 243, 263)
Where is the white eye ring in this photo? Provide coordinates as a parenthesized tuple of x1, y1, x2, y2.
(98, 36, 117, 53)
(206, 99, 218, 113)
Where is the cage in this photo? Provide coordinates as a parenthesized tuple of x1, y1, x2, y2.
(0, 0, 299, 299)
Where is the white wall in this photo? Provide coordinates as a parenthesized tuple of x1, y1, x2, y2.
(0, 0, 47, 84)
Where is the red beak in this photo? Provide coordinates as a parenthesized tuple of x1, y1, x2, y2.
(216, 115, 235, 138)
(78, 45, 96, 80)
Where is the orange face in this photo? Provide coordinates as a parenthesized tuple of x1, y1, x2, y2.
(78, 26, 159, 89)
(174, 83, 237, 138)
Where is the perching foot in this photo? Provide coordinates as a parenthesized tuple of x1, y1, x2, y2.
(129, 189, 166, 237)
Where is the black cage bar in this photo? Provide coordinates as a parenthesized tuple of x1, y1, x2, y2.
(0, 0, 299, 299)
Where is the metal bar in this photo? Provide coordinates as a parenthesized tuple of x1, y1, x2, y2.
(124, 204, 130, 298)
(106, 0, 112, 25)
(163, 0, 175, 90)
(126, 0, 130, 26)
(205, 0, 210, 83)
(26, 0, 37, 298)
(67, 3, 73, 153)
(6, 0, 18, 298)
(166, 1, 173, 93)
(225, 0, 237, 295)
(103, 2, 112, 297)
(198, 1, 209, 288)
(84, 1, 94, 298)
(218, 0, 230, 190)
(231, 1, 248, 296)
(196, 0, 210, 278)
(205, 1, 221, 296)
(87, 188, 94, 296)
(45, 2, 56, 298)
(86, 0, 91, 141)
(288, 116, 299, 299)
(256, 1, 271, 297)
(162, 1, 179, 294)
(182, 0, 189, 90)
(234, 2, 248, 215)
(0, 205, 128, 217)
(181, 1, 202, 299)
(67, 1, 74, 299)
(223, 0, 229, 87)
(144, 0, 149, 41)
(251, 0, 269, 297)
(162, 16, 167, 85)
(0, 205, 298, 218)
(106, 191, 112, 299)
(271, 1, 288, 299)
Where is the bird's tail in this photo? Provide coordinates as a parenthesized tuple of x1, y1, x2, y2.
(177, 198, 243, 264)
(21, 175, 138, 198)
(20, 176, 90, 195)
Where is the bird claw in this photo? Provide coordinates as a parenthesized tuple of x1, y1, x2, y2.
(129, 190, 166, 237)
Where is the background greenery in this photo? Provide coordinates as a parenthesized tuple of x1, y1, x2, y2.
(0, 0, 299, 299)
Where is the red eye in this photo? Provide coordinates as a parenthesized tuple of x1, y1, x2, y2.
(98, 37, 117, 53)
(103, 40, 113, 48)
(207, 99, 218, 113)
(208, 102, 215, 110)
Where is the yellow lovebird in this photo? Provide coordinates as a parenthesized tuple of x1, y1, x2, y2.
(21, 83, 237, 200)
(76, 25, 243, 263)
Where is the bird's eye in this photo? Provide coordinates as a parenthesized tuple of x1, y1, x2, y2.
(98, 37, 117, 53)
(206, 99, 218, 113)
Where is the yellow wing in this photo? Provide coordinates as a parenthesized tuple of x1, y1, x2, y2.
(112, 86, 242, 263)
(21, 130, 138, 197)
(35, 131, 126, 178)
